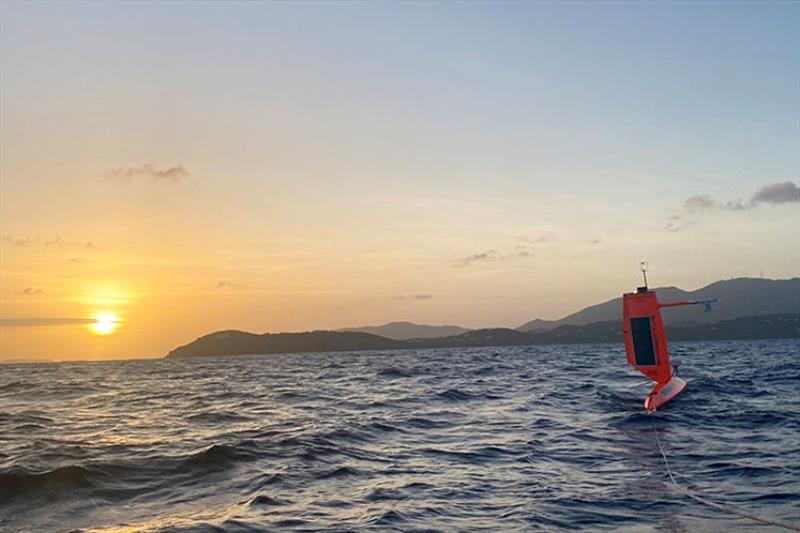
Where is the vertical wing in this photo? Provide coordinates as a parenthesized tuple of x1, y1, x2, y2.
(622, 291, 672, 384)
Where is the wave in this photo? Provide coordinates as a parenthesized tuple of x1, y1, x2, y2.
(366, 509, 408, 525)
(0, 380, 37, 393)
(376, 367, 415, 379)
(317, 466, 363, 479)
(436, 388, 476, 401)
(402, 416, 456, 429)
(248, 494, 285, 507)
(185, 411, 253, 424)
(0, 465, 96, 501)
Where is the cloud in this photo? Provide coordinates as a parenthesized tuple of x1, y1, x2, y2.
(46, 236, 93, 248)
(512, 245, 535, 258)
(452, 249, 500, 267)
(533, 232, 558, 243)
(586, 238, 602, 245)
(15, 288, 43, 295)
(665, 215, 695, 233)
(665, 222, 684, 232)
(2, 235, 93, 248)
(684, 195, 717, 212)
(453, 244, 539, 266)
(0, 318, 94, 327)
(2, 235, 36, 247)
(519, 232, 558, 244)
(751, 181, 800, 205)
(393, 294, 433, 301)
(684, 195, 747, 212)
(216, 281, 245, 289)
(105, 163, 190, 183)
(684, 181, 799, 213)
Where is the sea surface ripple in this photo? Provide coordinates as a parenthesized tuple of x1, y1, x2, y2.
(1, 340, 798, 532)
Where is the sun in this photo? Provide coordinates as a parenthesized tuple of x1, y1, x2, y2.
(90, 312, 121, 335)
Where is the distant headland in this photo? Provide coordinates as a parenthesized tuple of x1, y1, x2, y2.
(166, 277, 800, 359)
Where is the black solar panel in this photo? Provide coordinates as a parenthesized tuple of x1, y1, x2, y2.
(630, 317, 656, 366)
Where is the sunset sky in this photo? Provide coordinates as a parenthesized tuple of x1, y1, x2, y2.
(1, 1, 798, 360)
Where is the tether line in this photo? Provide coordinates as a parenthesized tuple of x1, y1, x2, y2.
(652, 419, 800, 531)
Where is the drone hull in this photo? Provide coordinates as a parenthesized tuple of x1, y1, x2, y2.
(644, 375, 687, 411)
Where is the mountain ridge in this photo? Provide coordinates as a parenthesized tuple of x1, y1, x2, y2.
(166, 314, 800, 358)
(165, 277, 800, 358)
(337, 321, 471, 340)
(517, 277, 799, 332)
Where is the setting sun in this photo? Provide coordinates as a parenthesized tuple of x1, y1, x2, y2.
(90, 313, 121, 335)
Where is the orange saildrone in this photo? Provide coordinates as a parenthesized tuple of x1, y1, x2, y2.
(623, 263, 715, 411)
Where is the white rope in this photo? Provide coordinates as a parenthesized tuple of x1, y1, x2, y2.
(652, 419, 800, 531)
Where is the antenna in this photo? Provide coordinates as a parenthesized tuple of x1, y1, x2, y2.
(640, 261, 649, 289)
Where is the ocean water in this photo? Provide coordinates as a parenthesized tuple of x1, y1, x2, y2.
(1, 340, 798, 532)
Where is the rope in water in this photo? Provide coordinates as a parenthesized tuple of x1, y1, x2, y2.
(652, 419, 800, 531)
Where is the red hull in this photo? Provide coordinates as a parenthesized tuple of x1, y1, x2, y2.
(644, 376, 687, 411)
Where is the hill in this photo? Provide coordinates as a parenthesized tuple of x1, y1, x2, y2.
(166, 314, 799, 358)
(406, 328, 531, 348)
(524, 314, 800, 345)
(518, 277, 800, 332)
(166, 330, 405, 359)
(337, 321, 471, 340)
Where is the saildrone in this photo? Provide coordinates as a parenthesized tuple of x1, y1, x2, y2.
(623, 263, 715, 411)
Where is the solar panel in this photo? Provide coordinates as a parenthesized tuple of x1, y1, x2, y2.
(630, 317, 657, 366)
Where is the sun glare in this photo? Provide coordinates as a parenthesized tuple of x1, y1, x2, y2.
(90, 313, 121, 335)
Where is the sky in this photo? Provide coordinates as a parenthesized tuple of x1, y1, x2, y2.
(1, 1, 798, 360)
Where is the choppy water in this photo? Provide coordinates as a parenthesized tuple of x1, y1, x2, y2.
(1, 340, 798, 532)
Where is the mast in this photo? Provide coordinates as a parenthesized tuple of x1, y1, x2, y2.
(640, 261, 648, 290)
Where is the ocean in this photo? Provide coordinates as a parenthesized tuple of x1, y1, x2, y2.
(1, 340, 798, 532)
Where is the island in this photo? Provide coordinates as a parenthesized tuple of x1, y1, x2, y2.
(166, 314, 799, 358)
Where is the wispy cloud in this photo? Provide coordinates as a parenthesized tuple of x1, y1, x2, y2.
(519, 232, 558, 244)
(46, 236, 93, 248)
(684, 195, 747, 212)
(0, 318, 94, 327)
(393, 294, 433, 301)
(453, 245, 537, 266)
(105, 163, 190, 183)
(684, 181, 800, 213)
(15, 288, 43, 296)
(216, 281, 245, 289)
(2, 235, 36, 247)
(452, 249, 500, 267)
(683, 195, 717, 212)
(533, 232, 558, 243)
(665, 215, 695, 233)
(512, 245, 535, 258)
(2, 235, 93, 248)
